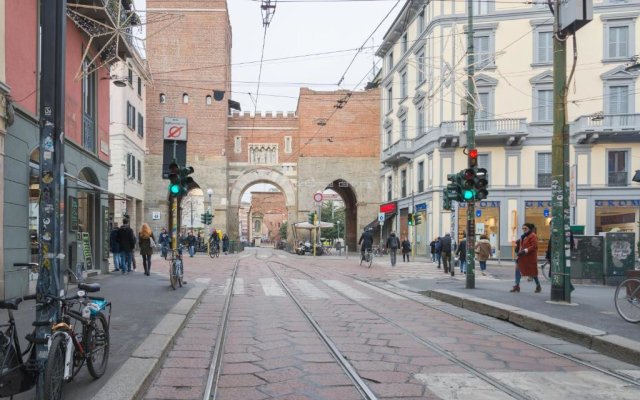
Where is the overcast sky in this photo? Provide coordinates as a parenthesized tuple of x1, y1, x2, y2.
(227, 0, 398, 112)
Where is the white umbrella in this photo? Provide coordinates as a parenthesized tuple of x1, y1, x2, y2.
(294, 221, 334, 229)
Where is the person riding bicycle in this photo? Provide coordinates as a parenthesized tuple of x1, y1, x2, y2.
(358, 227, 374, 260)
(209, 229, 221, 253)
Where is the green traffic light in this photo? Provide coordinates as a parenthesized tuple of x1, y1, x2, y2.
(463, 190, 474, 200)
(169, 183, 180, 195)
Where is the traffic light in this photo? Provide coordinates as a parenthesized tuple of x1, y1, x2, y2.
(168, 162, 181, 197)
(474, 167, 489, 200)
(414, 213, 422, 225)
(201, 213, 206, 224)
(408, 213, 413, 226)
(461, 168, 476, 201)
(443, 189, 452, 211)
(308, 211, 315, 224)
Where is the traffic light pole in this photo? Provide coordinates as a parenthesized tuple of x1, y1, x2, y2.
(550, 0, 571, 303)
(465, 0, 476, 289)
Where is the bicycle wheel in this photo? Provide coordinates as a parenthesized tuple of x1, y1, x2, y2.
(367, 253, 373, 268)
(44, 334, 66, 400)
(177, 259, 183, 288)
(169, 261, 177, 290)
(615, 278, 640, 323)
(86, 312, 110, 378)
(539, 261, 550, 281)
(208, 242, 215, 258)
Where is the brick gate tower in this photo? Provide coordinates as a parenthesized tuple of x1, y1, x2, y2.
(144, 1, 231, 234)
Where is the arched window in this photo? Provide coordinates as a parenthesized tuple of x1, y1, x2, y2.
(205, 95, 212, 105)
(159, 93, 166, 104)
(182, 93, 189, 104)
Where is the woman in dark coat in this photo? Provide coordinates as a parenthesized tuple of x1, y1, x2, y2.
(222, 233, 230, 255)
(511, 222, 541, 293)
(139, 223, 156, 276)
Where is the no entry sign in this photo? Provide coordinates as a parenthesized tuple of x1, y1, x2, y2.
(163, 117, 188, 141)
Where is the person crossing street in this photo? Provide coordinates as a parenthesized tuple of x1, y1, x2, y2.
(386, 231, 400, 267)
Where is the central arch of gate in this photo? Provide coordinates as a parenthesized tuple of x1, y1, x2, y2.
(228, 168, 298, 242)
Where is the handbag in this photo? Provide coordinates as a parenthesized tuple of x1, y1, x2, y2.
(149, 236, 157, 248)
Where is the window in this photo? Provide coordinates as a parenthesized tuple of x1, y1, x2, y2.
(206, 95, 212, 105)
(126, 102, 136, 130)
(417, 49, 425, 84)
(400, 117, 407, 139)
(137, 113, 144, 137)
(535, 89, 553, 122)
(82, 59, 96, 152)
(402, 33, 408, 54)
(608, 85, 630, 114)
(418, 161, 424, 192)
(608, 25, 629, 59)
(387, 176, 393, 201)
(478, 154, 490, 175)
(535, 31, 553, 64)
(127, 67, 133, 85)
(386, 85, 393, 112)
(477, 92, 492, 120)
(608, 150, 628, 186)
(137, 77, 142, 96)
(137, 160, 142, 182)
(387, 52, 394, 72)
(182, 93, 189, 104)
(473, 0, 492, 15)
(537, 153, 551, 188)
(284, 136, 292, 153)
(159, 93, 166, 104)
(416, 104, 425, 136)
(474, 35, 491, 69)
(400, 69, 408, 99)
(385, 126, 392, 148)
(418, 10, 425, 33)
(126, 153, 136, 179)
(401, 169, 407, 198)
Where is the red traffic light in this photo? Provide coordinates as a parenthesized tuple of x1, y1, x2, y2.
(469, 149, 478, 158)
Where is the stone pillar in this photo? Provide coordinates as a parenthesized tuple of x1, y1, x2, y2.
(227, 205, 240, 241)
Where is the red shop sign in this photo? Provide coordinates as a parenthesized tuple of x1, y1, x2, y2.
(379, 202, 397, 214)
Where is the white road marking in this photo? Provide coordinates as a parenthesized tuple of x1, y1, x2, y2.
(260, 278, 286, 296)
(354, 280, 405, 300)
(291, 279, 330, 299)
(233, 278, 245, 295)
(413, 373, 514, 400)
(323, 280, 370, 300)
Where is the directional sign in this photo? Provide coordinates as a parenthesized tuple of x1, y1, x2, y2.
(163, 117, 188, 141)
(378, 213, 385, 223)
(313, 192, 323, 202)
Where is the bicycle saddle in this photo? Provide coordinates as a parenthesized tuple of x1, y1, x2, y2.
(0, 297, 23, 310)
(78, 283, 101, 293)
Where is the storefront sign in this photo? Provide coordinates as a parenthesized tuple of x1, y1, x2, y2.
(102, 207, 109, 261)
(458, 201, 500, 208)
(380, 202, 397, 214)
(69, 196, 79, 232)
(525, 201, 552, 208)
(595, 200, 640, 207)
(415, 203, 427, 211)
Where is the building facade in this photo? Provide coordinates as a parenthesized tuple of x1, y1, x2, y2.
(2, 0, 142, 297)
(378, 0, 640, 257)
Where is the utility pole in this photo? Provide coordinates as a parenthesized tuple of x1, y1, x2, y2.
(550, 0, 571, 302)
(411, 190, 416, 258)
(465, 0, 476, 289)
(36, 0, 66, 398)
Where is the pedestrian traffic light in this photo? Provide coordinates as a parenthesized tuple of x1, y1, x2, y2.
(408, 213, 414, 226)
(414, 213, 422, 225)
(474, 167, 489, 200)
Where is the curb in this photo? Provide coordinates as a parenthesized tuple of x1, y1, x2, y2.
(91, 285, 207, 400)
(423, 289, 640, 367)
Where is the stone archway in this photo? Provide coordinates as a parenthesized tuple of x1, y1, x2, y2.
(228, 168, 297, 242)
(326, 179, 359, 249)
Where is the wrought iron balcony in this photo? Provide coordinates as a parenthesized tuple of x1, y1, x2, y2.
(83, 114, 96, 153)
(440, 118, 528, 146)
(382, 139, 413, 166)
(571, 113, 640, 144)
(608, 171, 628, 187)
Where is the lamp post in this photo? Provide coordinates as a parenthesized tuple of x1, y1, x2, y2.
(336, 220, 341, 241)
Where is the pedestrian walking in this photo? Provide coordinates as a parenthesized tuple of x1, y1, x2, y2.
(456, 232, 467, 274)
(429, 239, 437, 262)
(110, 223, 121, 272)
(386, 231, 400, 266)
(440, 233, 454, 276)
(510, 223, 541, 293)
(475, 234, 491, 275)
(222, 233, 230, 255)
(138, 223, 156, 276)
(401, 237, 411, 262)
(116, 217, 136, 274)
(335, 240, 342, 256)
(158, 228, 169, 259)
(435, 237, 442, 268)
(187, 231, 196, 257)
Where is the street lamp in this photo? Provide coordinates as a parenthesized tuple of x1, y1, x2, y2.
(207, 188, 213, 212)
(336, 220, 341, 241)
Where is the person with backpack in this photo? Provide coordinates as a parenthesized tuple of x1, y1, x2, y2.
(386, 231, 400, 266)
(456, 232, 467, 274)
(440, 233, 454, 276)
(429, 239, 437, 262)
(435, 237, 442, 268)
(401, 237, 411, 262)
(116, 217, 136, 274)
(110, 223, 121, 272)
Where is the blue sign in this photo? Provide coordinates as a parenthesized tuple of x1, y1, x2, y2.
(476, 210, 482, 217)
(543, 209, 550, 217)
(415, 203, 427, 211)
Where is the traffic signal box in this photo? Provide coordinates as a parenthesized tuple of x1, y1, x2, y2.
(414, 213, 422, 225)
(408, 213, 414, 226)
(442, 149, 489, 210)
(201, 211, 213, 225)
(167, 160, 197, 197)
(308, 211, 317, 225)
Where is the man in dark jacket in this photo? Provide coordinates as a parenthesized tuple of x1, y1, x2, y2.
(456, 232, 467, 274)
(440, 233, 453, 276)
(429, 239, 437, 262)
(401, 237, 411, 262)
(358, 228, 374, 261)
(386, 232, 400, 266)
(117, 218, 136, 274)
(110, 223, 121, 272)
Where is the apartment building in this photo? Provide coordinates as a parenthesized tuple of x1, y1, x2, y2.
(377, 0, 640, 257)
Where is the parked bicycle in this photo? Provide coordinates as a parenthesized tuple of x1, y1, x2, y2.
(539, 260, 550, 281)
(169, 245, 185, 290)
(360, 248, 373, 268)
(373, 246, 387, 257)
(614, 273, 640, 323)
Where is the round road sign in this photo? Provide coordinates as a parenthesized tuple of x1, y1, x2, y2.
(313, 192, 323, 202)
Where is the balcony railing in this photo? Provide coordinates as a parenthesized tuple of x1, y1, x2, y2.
(608, 171, 628, 187)
(440, 118, 528, 135)
(382, 138, 414, 165)
(571, 113, 640, 134)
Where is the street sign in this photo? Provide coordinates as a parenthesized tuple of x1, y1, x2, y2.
(543, 208, 550, 217)
(378, 212, 385, 223)
(163, 117, 188, 141)
(152, 211, 161, 220)
(313, 192, 323, 202)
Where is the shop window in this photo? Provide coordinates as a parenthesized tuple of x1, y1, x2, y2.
(537, 153, 552, 188)
(608, 150, 628, 186)
(524, 201, 552, 255)
(418, 161, 424, 192)
(457, 202, 500, 251)
(401, 169, 407, 198)
(595, 201, 638, 234)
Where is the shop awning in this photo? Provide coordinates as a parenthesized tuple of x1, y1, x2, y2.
(364, 213, 396, 230)
(64, 173, 127, 201)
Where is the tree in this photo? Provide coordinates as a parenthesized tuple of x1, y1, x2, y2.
(279, 221, 288, 240)
(320, 201, 345, 240)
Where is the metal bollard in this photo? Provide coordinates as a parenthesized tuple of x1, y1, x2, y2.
(345, 245, 348, 259)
